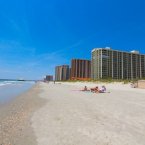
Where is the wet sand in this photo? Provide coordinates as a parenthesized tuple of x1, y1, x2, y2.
(0, 83, 46, 145)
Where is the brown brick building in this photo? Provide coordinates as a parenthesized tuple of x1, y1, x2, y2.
(70, 59, 91, 80)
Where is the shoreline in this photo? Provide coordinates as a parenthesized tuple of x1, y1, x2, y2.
(0, 81, 35, 105)
(0, 83, 46, 145)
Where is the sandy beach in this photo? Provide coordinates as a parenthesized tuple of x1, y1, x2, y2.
(31, 82, 145, 145)
(1, 82, 145, 145)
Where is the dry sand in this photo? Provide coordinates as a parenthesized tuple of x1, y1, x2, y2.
(0, 83, 46, 145)
(32, 82, 145, 145)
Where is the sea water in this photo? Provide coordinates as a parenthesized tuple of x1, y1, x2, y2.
(0, 80, 35, 104)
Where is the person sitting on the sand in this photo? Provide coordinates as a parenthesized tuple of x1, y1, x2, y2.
(82, 86, 89, 91)
(99, 86, 106, 93)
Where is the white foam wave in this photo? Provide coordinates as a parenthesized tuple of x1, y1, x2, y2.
(0, 81, 17, 87)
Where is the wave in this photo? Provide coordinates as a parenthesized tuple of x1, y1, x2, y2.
(0, 81, 35, 87)
(0, 81, 20, 87)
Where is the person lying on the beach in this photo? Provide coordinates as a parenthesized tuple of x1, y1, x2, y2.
(90, 86, 96, 92)
(99, 85, 106, 93)
(90, 86, 99, 93)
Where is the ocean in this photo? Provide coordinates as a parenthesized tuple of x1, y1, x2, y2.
(0, 80, 35, 104)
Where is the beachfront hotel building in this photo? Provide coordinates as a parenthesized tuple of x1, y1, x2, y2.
(55, 65, 69, 81)
(70, 59, 91, 80)
(91, 47, 145, 80)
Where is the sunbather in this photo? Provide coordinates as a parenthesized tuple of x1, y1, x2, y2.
(81, 86, 89, 91)
(90, 86, 99, 93)
(99, 85, 106, 93)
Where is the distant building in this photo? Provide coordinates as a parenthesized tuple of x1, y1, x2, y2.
(69, 68, 72, 80)
(70, 59, 91, 80)
(55, 65, 69, 81)
(91, 47, 145, 80)
(45, 75, 53, 81)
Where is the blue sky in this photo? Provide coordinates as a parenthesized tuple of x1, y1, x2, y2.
(0, 0, 145, 79)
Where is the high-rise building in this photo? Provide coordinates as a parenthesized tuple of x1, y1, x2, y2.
(45, 75, 53, 81)
(71, 59, 91, 80)
(55, 65, 69, 81)
(91, 47, 145, 80)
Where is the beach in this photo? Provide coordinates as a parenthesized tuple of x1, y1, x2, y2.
(32, 82, 145, 145)
(1, 82, 145, 145)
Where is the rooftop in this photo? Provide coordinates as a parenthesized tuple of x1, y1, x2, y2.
(92, 47, 141, 54)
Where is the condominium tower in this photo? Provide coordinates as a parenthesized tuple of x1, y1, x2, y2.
(55, 65, 69, 81)
(71, 59, 91, 80)
(91, 47, 145, 80)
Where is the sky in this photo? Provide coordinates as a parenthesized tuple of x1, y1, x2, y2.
(0, 0, 145, 79)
